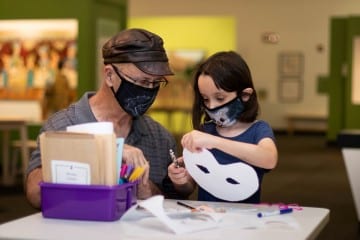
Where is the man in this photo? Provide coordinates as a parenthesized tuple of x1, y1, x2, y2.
(26, 28, 186, 209)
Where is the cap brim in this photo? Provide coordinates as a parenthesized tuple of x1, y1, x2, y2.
(135, 62, 174, 76)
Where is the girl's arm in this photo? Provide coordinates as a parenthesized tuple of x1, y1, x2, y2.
(181, 130, 277, 169)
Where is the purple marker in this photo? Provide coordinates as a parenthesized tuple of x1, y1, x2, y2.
(124, 164, 134, 179)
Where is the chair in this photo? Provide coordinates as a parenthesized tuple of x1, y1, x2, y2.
(11, 140, 37, 181)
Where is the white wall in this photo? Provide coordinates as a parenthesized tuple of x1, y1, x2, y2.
(129, 0, 360, 129)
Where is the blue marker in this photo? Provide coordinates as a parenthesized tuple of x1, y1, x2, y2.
(257, 208, 293, 218)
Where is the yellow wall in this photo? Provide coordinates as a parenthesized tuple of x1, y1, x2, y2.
(129, 16, 236, 56)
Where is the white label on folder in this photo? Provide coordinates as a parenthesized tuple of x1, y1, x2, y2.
(51, 160, 91, 185)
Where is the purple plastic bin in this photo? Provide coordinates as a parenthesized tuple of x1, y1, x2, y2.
(40, 182, 137, 221)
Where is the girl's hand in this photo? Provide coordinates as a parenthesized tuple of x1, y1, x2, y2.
(168, 157, 190, 185)
(181, 130, 214, 152)
(168, 157, 196, 196)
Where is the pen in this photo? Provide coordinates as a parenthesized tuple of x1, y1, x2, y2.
(257, 208, 293, 218)
(169, 149, 180, 168)
(177, 201, 196, 210)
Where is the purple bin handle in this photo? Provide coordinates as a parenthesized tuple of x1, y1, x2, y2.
(126, 186, 132, 209)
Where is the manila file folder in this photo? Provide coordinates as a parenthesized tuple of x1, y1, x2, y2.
(40, 131, 117, 185)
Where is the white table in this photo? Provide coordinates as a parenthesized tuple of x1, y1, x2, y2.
(338, 129, 360, 222)
(0, 199, 329, 240)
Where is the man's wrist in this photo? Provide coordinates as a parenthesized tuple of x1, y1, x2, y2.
(137, 180, 161, 199)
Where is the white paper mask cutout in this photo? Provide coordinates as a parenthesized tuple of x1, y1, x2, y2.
(183, 148, 259, 201)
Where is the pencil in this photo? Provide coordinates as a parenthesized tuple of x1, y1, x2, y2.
(177, 201, 196, 210)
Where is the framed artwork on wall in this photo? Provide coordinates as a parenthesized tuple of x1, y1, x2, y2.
(279, 52, 304, 77)
(278, 52, 304, 103)
(278, 77, 303, 102)
(0, 19, 78, 119)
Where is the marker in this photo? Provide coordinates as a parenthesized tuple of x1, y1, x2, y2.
(120, 164, 128, 178)
(124, 164, 134, 179)
(257, 208, 293, 218)
(129, 167, 145, 182)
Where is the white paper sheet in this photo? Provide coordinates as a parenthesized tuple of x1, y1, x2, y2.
(119, 198, 301, 238)
(66, 121, 114, 134)
(121, 196, 221, 235)
(183, 148, 259, 201)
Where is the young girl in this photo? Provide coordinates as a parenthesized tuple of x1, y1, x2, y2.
(168, 51, 278, 203)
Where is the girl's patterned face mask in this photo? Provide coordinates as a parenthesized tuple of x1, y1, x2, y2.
(204, 97, 244, 127)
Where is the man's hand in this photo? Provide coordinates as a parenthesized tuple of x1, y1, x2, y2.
(122, 144, 161, 199)
(122, 144, 149, 185)
(25, 168, 42, 209)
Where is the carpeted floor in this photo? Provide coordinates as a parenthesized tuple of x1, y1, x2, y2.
(0, 185, 39, 223)
(0, 133, 359, 239)
(261, 133, 359, 240)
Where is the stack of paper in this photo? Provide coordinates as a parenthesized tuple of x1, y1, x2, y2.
(40, 122, 119, 185)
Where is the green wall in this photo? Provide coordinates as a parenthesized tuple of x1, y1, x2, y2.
(326, 18, 346, 142)
(324, 16, 360, 142)
(344, 17, 360, 128)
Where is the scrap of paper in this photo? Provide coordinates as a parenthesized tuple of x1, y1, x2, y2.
(183, 148, 259, 201)
(121, 195, 221, 235)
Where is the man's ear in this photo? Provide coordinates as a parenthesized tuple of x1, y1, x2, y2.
(104, 66, 113, 86)
(241, 88, 253, 102)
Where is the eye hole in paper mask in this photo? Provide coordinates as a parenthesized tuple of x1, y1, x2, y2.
(196, 164, 210, 174)
(197, 164, 241, 185)
(183, 148, 259, 201)
(226, 178, 240, 185)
